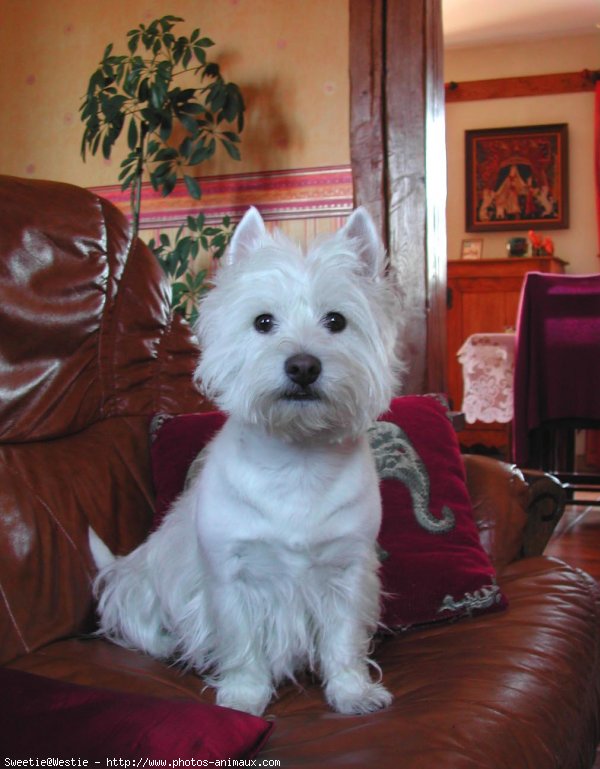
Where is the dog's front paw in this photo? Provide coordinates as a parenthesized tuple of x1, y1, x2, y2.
(325, 672, 393, 715)
(215, 674, 273, 716)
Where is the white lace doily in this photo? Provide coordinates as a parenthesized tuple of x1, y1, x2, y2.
(457, 333, 516, 424)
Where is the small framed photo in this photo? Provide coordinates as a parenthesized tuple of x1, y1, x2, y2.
(460, 238, 483, 260)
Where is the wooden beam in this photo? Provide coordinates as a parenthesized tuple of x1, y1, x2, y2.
(350, 0, 447, 395)
(424, 0, 447, 396)
(384, 0, 428, 394)
(349, 0, 387, 245)
(445, 70, 599, 103)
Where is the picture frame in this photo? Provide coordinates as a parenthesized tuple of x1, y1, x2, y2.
(465, 123, 568, 233)
(460, 238, 483, 260)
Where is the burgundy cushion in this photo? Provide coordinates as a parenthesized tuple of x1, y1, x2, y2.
(374, 396, 506, 628)
(0, 667, 273, 761)
(150, 396, 506, 630)
(151, 410, 227, 526)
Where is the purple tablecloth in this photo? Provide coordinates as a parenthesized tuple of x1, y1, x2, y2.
(513, 272, 600, 466)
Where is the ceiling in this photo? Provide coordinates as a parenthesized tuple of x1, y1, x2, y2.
(442, 0, 600, 48)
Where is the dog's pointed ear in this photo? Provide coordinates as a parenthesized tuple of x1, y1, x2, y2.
(340, 207, 386, 278)
(225, 207, 267, 266)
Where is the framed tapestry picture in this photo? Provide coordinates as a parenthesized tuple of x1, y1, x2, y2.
(465, 123, 568, 232)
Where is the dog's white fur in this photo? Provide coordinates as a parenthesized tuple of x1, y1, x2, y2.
(93, 207, 400, 716)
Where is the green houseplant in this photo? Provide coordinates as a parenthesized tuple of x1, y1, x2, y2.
(80, 15, 245, 322)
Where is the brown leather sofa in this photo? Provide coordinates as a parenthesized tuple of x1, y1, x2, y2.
(2, 175, 600, 768)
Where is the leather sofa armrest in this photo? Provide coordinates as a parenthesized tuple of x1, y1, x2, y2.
(520, 468, 567, 558)
(463, 454, 530, 571)
(463, 454, 567, 569)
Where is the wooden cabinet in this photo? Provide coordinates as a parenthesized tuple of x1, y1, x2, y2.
(447, 257, 566, 454)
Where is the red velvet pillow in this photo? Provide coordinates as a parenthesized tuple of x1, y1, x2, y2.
(0, 667, 273, 761)
(150, 396, 506, 630)
(373, 396, 506, 628)
(151, 410, 227, 527)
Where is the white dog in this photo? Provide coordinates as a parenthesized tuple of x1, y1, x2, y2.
(92, 206, 400, 716)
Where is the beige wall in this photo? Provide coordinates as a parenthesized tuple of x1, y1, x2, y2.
(1, 3, 597, 274)
(0, 0, 350, 186)
(445, 33, 600, 274)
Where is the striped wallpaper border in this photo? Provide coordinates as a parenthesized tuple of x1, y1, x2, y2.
(90, 164, 354, 229)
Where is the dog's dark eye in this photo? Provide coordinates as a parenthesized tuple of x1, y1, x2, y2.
(253, 314, 276, 333)
(323, 312, 347, 333)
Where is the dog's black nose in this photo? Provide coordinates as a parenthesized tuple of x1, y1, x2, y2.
(285, 354, 322, 386)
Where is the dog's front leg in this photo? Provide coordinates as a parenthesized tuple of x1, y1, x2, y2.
(317, 560, 392, 715)
(208, 582, 274, 716)
(215, 665, 273, 717)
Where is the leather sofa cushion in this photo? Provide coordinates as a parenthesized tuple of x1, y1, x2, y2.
(0, 176, 206, 665)
(0, 417, 155, 665)
(0, 177, 201, 444)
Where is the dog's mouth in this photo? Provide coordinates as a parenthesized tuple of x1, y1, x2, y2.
(281, 388, 321, 402)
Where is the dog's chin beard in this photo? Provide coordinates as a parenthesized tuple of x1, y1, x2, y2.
(240, 389, 365, 444)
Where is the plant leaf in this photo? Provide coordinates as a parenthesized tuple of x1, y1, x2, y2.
(221, 138, 241, 161)
(127, 118, 138, 150)
(127, 29, 139, 48)
(184, 174, 201, 199)
(154, 147, 178, 161)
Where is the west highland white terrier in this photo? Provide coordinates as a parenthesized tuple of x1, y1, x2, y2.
(92, 206, 401, 716)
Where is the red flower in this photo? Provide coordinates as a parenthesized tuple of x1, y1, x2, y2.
(542, 237, 554, 255)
